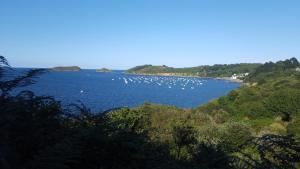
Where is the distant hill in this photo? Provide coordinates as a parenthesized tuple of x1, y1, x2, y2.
(96, 68, 112, 72)
(51, 66, 81, 71)
(126, 63, 261, 78)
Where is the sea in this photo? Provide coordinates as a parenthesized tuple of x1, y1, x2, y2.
(12, 69, 240, 112)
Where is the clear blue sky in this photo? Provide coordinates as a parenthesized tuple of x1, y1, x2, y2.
(0, 0, 299, 69)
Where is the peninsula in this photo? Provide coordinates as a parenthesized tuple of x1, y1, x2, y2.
(126, 63, 261, 81)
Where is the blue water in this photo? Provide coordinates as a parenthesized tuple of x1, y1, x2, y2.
(13, 69, 240, 112)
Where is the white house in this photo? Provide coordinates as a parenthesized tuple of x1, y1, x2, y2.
(231, 72, 249, 80)
(231, 74, 238, 80)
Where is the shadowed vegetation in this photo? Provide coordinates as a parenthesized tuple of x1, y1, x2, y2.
(0, 56, 299, 169)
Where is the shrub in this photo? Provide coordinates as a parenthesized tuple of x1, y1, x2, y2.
(212, 109, 230, 124)
(220, 122, 252, 152)
(265, 89, 300, 121)
(171, 121, 197, 159)
(104, 108, 150, 134)
(192, 144, 230, 169)
(287, 117, 300, 139)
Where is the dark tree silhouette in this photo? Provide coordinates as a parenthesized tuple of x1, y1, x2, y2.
(0, 55, 46, 99)
(0, 56, 10, 78)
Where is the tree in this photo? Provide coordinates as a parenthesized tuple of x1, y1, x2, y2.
(0, 55, 46, 99)
(171, 121, 197, 159)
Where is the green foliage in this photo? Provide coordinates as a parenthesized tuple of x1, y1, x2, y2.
(171, 121, 197, 159)
(219, 122, 252, 152)
(195, 59, 300, 121)
(136, 103, 185, 142)
(228, 90, 239, 101)
(212, 109, 230, 124)
(196, 122, 252, 153)
(287, 117, 300, 139)
(197, 124, 223, 145)
(127, 63, 261, 78)
(232, 134, 300, 169)
(51, 66, 81, 71)
(196, 99, 222, 114)
(105, 108, 150, 134)
(246, 57, 300, 83)
(1, 56, 300, 169)
(0, 92, 65, 168)
(0, 86, 171, 169)
(265, 89, 300, 121)
(96, 68, 111, 72)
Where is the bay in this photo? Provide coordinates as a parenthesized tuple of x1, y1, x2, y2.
(13, 69, 240, 112)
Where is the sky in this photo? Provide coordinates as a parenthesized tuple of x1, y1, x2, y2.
(0, 0, 300, 69)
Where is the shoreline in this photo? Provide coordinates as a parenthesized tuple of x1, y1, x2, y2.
(124, 72, 244, 84)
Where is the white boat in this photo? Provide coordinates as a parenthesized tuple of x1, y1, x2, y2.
(123, 78, 128, 84)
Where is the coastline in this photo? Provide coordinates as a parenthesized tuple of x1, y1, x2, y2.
(125, 72, 244, 84)
(214, 77, 244, 83)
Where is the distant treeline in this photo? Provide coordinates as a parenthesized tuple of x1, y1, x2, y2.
(126, 63, 262, 78)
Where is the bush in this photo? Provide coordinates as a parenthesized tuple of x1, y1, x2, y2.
(265, 89, 300, 121)
(212, 109, 230, 124)
(192, 144, 230, 169)
(287, 117, 300, 139)
(104, 108, 150, 134)
(220, 122, 252, 152)
(171, 121, 197, 160)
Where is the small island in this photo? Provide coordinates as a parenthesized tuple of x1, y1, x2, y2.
(51, 66, 81, 72)
(96, 68, 112, 72)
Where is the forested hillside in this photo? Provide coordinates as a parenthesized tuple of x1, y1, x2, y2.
(126, 63, 261, 78)
(1, 56, 299, 169)
(245, 57, 300, 83)
(196, 58, 300, 135)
